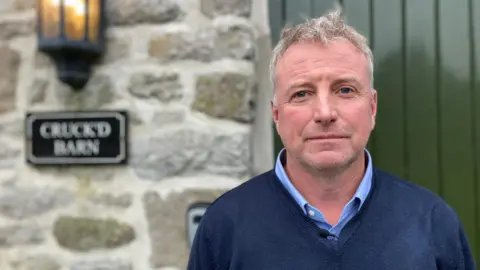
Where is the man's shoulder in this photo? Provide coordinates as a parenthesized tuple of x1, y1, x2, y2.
(204, 170, 276, 216)
(214, 170, 275, 203)
(374, 168, 465, 234)
(373, 169, 474, 269)
(374, 168, 447, 207)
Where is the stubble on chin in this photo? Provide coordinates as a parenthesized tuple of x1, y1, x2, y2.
(297, 146, 360, 177)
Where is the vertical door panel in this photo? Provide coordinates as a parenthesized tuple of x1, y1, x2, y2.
(285, 0, 310, 26)
(311, 0, 338, 17)
(404, 0, 440, 194)
(471, 0, 480, 261)
(438, 0, 477, 255)
(343, 0, 371, 43)
(269, 0, 285, 47)
(371, 0, 406, 178)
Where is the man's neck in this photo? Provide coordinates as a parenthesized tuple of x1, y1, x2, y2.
(284, 151, 366, 216)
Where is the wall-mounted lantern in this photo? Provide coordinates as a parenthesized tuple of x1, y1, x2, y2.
(37, 0, 106, 90)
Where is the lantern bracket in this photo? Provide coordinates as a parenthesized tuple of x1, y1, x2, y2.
(40, 44, 102, 90)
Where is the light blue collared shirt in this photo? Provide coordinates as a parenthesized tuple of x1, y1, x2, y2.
(275, 148, 373, 237)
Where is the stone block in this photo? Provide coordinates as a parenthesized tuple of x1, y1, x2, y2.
(13, 0, 35, 11)
(214, 18, 255, 60)
(0, 16, 35, 40)
(0, 140, 21, 168)
(201, 0, 251, 18)
(204, 131, 252, 177)
(53, 216, 136, 252)
(0, 1, 8, 13)
(131, 128, 251, 181)
(0, 0, 35, 13)
(107, 0, 183, 26)
(0, 224, 44, 247)
(0, 187, 74, 219)
(143, 189, 228, 269)
(0, 44, 19, 113)
(29, 77, 48, 105)
(151, 107, 187, 127)
(148, 28, 215, 62)
(131, 128, 213, 181)
(0, 115, 23, 138)
(149, 21, 254, 62)
(103, 32, 131, 64)
(10, 255, 60, 270)
(128, 71, 183, 102)
(192, 71, 255, 122)
(70, 259, 132, 270)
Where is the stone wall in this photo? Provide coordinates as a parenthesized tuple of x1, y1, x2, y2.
(0, 0, 273, 269)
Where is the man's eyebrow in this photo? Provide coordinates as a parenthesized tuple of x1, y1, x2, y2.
(332, 77, 361, 85)
(287, 81, 314, 89)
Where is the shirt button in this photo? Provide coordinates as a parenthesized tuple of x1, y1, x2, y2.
(308, 210, 315, 217)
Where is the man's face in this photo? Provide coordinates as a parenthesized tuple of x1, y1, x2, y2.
(272, 40, 377, 171)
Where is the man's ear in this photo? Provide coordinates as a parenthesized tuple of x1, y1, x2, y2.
(370, 89, 377, 130)
(271, 99, 279, 124)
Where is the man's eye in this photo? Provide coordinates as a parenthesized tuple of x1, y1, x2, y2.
(339, 87, 354, 94)
(293, 91, 308, 98)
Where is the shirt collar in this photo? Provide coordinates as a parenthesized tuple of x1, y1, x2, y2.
(274, 148, 373, 214)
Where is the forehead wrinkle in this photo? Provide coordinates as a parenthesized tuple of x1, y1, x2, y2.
(281, 52, 362, 77)
(287, 65, 362, 88)
(275, 42, 370, 92)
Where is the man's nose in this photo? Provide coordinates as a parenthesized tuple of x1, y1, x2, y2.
(312, 94, 337, 124)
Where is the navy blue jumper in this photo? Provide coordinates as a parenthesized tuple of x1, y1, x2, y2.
(188, 169, 476, 270)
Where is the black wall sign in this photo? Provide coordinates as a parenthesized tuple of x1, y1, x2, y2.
(25, 111, 128, 165)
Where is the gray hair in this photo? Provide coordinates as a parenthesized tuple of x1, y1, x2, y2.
(269, 10, 374, 104)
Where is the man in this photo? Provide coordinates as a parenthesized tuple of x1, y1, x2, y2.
(187, 10, 476, 270)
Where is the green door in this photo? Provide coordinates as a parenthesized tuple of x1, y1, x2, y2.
(269, 0, 480, 263)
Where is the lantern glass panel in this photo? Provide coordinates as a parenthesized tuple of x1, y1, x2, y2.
(63, 0, 87, 40)
(88, 0, 100, 42)
(40, 0, 60, 38)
